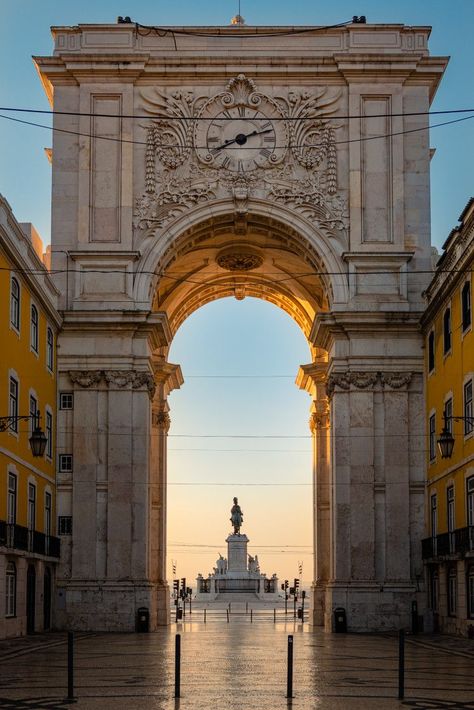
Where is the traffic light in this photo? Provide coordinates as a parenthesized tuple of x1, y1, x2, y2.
(294, 578, 300, 595)
(180, 578, 186, 599)
(173, 579, 179, 595)
(284, 579, 289, 590)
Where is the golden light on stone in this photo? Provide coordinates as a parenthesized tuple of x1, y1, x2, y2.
(216, 244, 263, 271)
(230, 14, 245, 25)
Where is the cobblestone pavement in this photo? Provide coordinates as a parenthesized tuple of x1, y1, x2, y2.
(0, 610, 473, 709)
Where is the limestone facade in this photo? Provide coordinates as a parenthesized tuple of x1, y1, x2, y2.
(34, 21, 448, 631)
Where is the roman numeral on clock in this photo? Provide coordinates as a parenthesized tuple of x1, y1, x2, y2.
(259, 148, 272, 158)
(237, 106, 247, 118)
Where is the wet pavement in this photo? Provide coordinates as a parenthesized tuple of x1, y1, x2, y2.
(0, 608, 473, 709)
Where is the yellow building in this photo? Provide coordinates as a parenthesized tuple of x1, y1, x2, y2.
(422, 197, 474, 636)
(0, 195, 61, 639)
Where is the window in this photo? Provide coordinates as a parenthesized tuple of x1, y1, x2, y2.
(429, 413, 436, 461)
(444, 398, 453, 434)
(59, 392, 74, 410)
(462, 281, 472, 332)
(430, 567, 438, 611)
(29, 395, 38, 437)
(46, 327, 54, 371)
(468, 566, 474, 619)
(45, 411, 53, 459)
(30, 304, 39, 353)
(5, 562, 16, 617)
(447, 486, 455, 553)
(7, 473, 17, 525)
(464, 380, 473, 436)
(467, 477, 474, 528)
(443, 308, 451, 354)
(58, 516, 72, 535)
(431, 494, 437, 537)
(28, 482, 36, 552)
(45, 492, 52, 556)
(447, 567, 457, 616)
(428, 330, 435, 372)
(59, 454, 73, 473)
(10, 277, 20, 330)
(9, 377, 19, 433)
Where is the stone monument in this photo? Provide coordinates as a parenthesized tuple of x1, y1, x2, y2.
(196, 499, 279, 599)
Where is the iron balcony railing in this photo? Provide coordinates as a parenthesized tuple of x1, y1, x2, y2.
(0, 520, 60, 558)
(422, 526, 474, 560)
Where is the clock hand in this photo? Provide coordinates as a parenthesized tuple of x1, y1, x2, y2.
(210, 127, 275, 153)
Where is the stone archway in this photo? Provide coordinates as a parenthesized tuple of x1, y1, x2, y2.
(36, 22, 447, 632)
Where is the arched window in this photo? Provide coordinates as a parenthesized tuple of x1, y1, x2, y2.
(46, 327, 54, 371)
(5, 562, 16, 617)
(10, 277, 20, 330)
(30, 304, 39, 353)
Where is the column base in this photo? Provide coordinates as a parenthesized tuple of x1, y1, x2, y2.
(311, 581, 418, 632)
(55, 580, 170, 631)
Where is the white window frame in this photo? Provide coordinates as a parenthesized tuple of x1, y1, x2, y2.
(46, 326, 54, 372)
(7, 470, 17, 526)
(10, 275, 20, 332)
(59, 454, 73, 473)
(467, 476, 474, 528)
(447, 567, 457, 616)
(464, 378, 473, 437)
(45, 407, 53, 460)
(30, 302, 39, 355)
(59, 392, 74, 410)
(8, 373, 19, 435)
(429, 412, 436, 462)
(29, 391, 38, 438)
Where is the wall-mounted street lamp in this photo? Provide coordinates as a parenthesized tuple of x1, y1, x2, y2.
(437, 413, 474, 459)
(0, 412, 48, 457)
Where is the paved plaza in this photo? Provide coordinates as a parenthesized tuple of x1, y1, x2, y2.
(0, 608, 473, 709)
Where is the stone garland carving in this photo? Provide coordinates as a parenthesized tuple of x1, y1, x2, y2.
(325, 371, 413, 398)
(67, 370, 156, 399)
(68, 371, 103, 388)
(134, 75, 348, 240)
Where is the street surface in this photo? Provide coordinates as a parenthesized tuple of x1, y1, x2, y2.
(0, 607, 473, 709)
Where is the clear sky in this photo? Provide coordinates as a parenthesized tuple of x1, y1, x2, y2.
(1, 1, 473, 586)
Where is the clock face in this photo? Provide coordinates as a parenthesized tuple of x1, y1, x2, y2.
(204, 106, 278, 172)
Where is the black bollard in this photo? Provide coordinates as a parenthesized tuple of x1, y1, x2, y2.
(204, 608, 206, 623)
(286, 634, 294, 699)
(67, 631, 75, 701)
(250, 609, 253, 623)
(175, 633, 181, 698)
(227, 609, 229, 623)
(398, 629, 405, 700)
(274, 608, 276, 624)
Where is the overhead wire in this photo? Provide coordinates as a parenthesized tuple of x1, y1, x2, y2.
(1, 111, 473, 149)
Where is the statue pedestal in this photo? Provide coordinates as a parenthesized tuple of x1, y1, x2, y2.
(226, 534, 249, 575)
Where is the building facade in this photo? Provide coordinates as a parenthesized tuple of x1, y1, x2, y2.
(34, 20, 447, 632)
(421, 198, 474, 636)
(0, 195, 61, 639)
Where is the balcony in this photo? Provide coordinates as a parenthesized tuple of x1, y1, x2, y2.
(0, 520, 60, 558)
(422, 526, 474, 560)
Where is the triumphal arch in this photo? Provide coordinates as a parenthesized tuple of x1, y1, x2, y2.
(35, 20, 447, 631)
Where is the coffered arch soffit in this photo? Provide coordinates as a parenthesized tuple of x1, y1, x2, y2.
(135, 200, 349, 340)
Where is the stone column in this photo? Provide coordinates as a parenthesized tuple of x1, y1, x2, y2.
(297, 361, 331, 626)
(150, 357, 183, 626)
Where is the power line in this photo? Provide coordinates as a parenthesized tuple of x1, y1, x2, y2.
(1, 104, 474, 121)
(0, 111, 472, 149)
(134, 19, 354, 39)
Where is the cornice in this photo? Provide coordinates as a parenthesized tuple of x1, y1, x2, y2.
(311, 310, 423, 350)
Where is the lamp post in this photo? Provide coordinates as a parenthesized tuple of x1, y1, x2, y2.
(437, 413, 474, 459)
(0, 412, 48, 457)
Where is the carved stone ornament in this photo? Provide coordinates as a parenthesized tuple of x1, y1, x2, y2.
(380, 372, 412, 390)
(132, 372, 157, 399)
(135, 76, 348, 240)
(103, 370, 157, 399)
(216, 244, 264, 272)
(326, 371, 413, 398)
(152, 409, 171, 431)
(104, 371, 135, 388)
(69, 370, 103, 388)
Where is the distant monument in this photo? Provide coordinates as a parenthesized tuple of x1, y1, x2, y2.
(196, 498, 279, 599)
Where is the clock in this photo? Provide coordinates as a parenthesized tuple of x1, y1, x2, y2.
(194, 93, 287, 172)
(206, 106, 277, 172)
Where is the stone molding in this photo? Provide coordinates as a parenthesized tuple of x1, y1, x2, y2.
(326, 371, 412, 398)
(68, 370, 156, 399)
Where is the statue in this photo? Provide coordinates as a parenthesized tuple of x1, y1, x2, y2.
(248, 554, 258, 573)
(230, 496, 243, 534)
